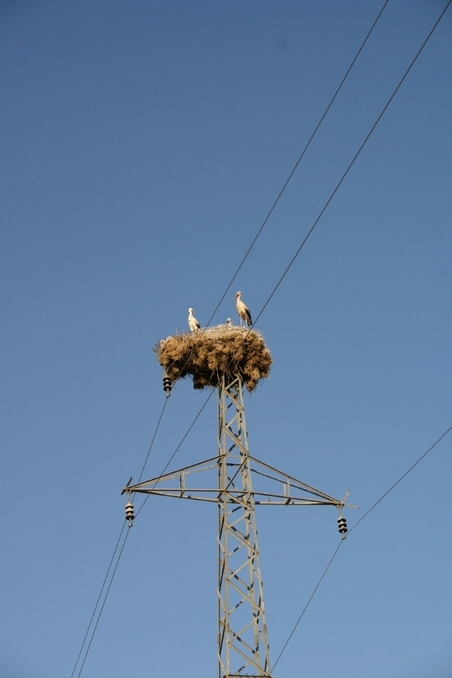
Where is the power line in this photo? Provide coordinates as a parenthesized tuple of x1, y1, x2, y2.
(271, 422, 452, 671)
(70, 396, 169, 678)
(69, 522, 127, 678)
(254, 0, 452, 327)
(348, 423, 452, 535)
(136, 397, 169, 484)
(204, 0, 390, 329)
(135, 389, 215, 519)
(272, 540, 344, 672)
(70, 388, 213, 677)
(74, 528, 131, 678)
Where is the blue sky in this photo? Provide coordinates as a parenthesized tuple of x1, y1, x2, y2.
(1, 1, 451, 677)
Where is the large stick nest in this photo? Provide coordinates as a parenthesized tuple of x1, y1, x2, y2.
(154, 324, 272, 392)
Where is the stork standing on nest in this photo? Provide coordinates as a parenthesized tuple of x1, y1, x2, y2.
(188, 307, 201, 332)
(235, 291, 252, 326)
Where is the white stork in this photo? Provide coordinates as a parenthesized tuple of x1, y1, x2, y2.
(188, 307, 201, 332)
(235, 291, 252, 326)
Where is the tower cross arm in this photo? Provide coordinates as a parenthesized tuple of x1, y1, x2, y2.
(248, 455, 358, 509)
(122, 454, 357, 509)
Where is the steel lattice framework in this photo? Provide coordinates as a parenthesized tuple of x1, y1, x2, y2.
(217, 375, 271, 677)
(125, 374, 355, 678)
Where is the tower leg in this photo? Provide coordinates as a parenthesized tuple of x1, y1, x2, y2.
(217, 375, 272, 678)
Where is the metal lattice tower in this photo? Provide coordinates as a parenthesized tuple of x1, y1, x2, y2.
(217, 375, 271, 677)
(125, 373, 355, 678)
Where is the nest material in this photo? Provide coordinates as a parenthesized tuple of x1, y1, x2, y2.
(154, 324, 272, 392)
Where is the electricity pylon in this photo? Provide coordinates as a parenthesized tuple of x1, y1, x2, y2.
(124, 374, 354, 678)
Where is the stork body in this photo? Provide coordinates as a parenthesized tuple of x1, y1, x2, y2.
(188, 307, 201, 332)
(235, 291, 252, 326)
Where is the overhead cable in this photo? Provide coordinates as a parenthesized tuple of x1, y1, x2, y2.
(70, 396, 169, 678)
(136, 396, 169, 485)
(73, 529, 131, 678)
(271, 422, 452, 671)
(205, 0, 390, 328)
(70, 390, 213, 677)
(253, 0, 452, 327)
(135, 389, 215, 519)
(348, 423, 452, 535)
(272, 540, 343, 672)
(69, 523, 127, 678)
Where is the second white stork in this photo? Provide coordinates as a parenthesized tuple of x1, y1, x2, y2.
(235, 291, 252, 326)
(188, 307, 201, 332)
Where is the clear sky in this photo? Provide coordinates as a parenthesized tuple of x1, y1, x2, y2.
(1, 1, 451, 677)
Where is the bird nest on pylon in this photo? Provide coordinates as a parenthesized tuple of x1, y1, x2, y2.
(154, 324, 272, 392)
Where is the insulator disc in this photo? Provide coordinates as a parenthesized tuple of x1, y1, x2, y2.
(337, 517, 347, 534)
(125, 502, 135, 521)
